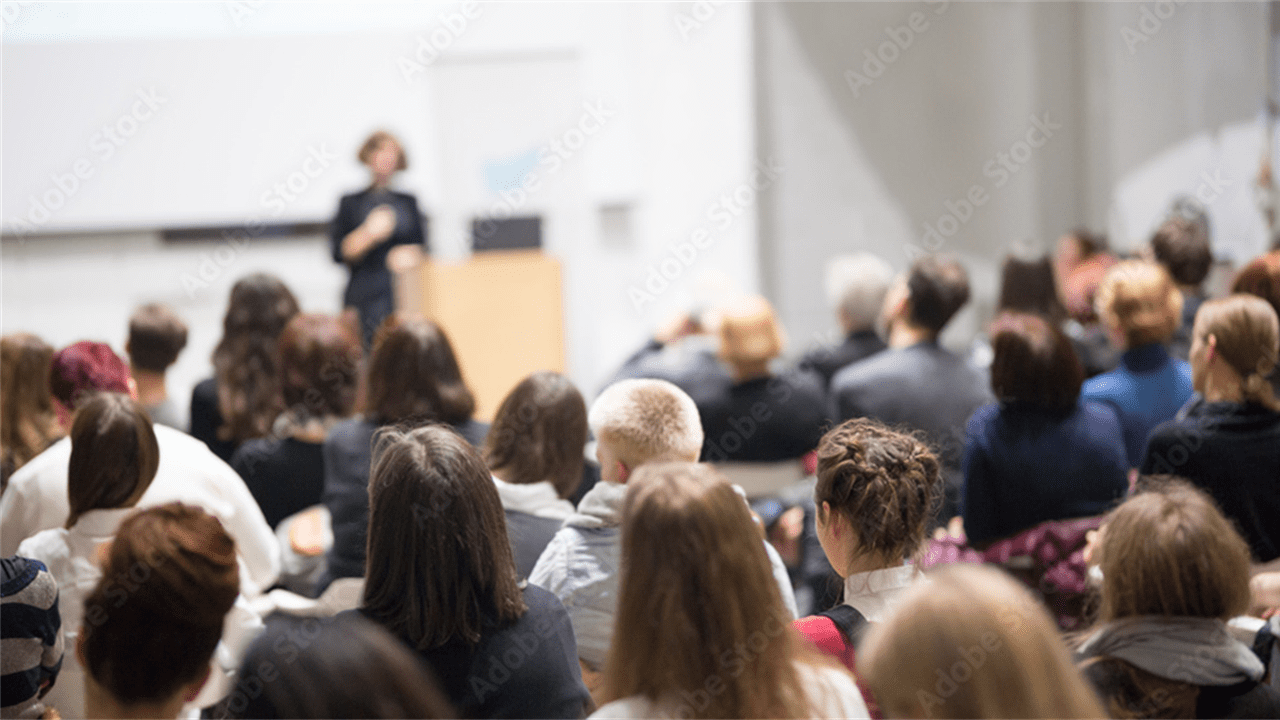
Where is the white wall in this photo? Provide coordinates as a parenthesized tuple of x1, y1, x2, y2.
(2, 2, 759, 399)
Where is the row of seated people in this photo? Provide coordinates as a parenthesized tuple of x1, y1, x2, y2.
(4, 392, 1280, 718)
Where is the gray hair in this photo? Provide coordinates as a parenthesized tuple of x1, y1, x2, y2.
(825, 253, 894, 332)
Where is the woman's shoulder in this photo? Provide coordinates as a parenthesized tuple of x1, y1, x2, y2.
(16, 528, 71, 567)
(794, 659, 870, 719)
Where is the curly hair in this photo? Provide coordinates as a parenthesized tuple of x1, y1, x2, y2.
(814, 418, 941, 564)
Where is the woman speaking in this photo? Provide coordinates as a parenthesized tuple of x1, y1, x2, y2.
(330, 130, 426, 348)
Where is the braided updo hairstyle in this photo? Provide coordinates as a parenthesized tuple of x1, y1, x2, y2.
(814, 418, 942, 564)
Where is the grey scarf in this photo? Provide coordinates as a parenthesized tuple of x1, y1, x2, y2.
(1078, 616, 1264, 686)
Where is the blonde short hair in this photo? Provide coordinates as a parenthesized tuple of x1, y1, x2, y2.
(589, 379, 703, 468)
(1095, 260, 1182, 347)
(718, 296, 785, 365)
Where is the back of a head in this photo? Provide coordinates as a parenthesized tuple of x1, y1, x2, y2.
(589, 378, 703, 468)
(1192, 294, 1280, 409)
(278, 313, 363, 419)
(81, 503, 239, 709)
(230, 614, 453, 719)
(858, 564, 1105, 719)
(998, 254, 1065, 321)
(606, 462, 806, 719)
(1231, 250, 1280, 323)
(717, 295, 785, 366)
(213, 274, 300, 442)
(1, 333, 59, 471)
(814, 418, 941, 567)
(366, 315, 475, 426)
(1150, 217, 1212, 288)
(484, 371, 587, 499)
(826, 253, 895, 334)
(989, 312, 1084, 412)
(1098, 480, 1252, 622)
(362, 424, 525, 650)
(1095, 259, 1183, 348)
(49, 341, 130, 411)
(219, 273, 300, 340)
(906, 255, 970, 335)
(128, 304, 189, 373)
(66, 393, 159, 528)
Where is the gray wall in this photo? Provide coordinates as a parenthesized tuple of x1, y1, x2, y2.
(757, 1, 1271, 354)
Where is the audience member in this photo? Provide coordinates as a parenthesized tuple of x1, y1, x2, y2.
(830, 255, 992, 524)
(1082, 259, 1194, 467)
(1, 556, 64, 719)
(320, 315, 486, 590)
(531, 378, 799, 698)
(799, 253, 893, 386)
(696, 296, 829, 463)
(1141, 295, 1280, 563)
(962, 312, 1128, 546)
(530, 378, 706, 683)
(1148, 204, 1213, 361)
(997, 252, 1067, 321)
(1, 334, 62, 491)
(79, 503, 240, 720)
(190, 274, 300, 463)
(794, 418, 940, 689)
(1054, 229, 1122, 377)
(125, 303, 189, 430)
(232, 313, 361, 529)
(229, 614, 454, 719)
(611, 296, 829, 463)
(1231, 248, 1280, 396)
(484, 371, 586, 579)
(859, 564, 1105, 719)
(592, 462, 868, 720)
(351, 424, 589, 718)
(1077, 481, 1280, 718)
(47, 341, 130, 426)
(16, 393, 158, 718)
(1, 345, 279, 598)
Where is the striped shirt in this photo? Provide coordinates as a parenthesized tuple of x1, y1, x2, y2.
(1, 557, 63, 718)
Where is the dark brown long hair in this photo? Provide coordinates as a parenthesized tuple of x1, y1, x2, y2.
(484, 371, 586, 499)
(365, 316, 474, 427)
(361, 424, 525, 649)
(65, 393, 159, 528)
(212, 274, 300, 442)
(80, 503, 239, 707)
(1, 333, 62, 482)
(603, 462, 839, 719)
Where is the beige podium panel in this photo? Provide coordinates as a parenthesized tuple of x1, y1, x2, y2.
(397, 250, 566, 421)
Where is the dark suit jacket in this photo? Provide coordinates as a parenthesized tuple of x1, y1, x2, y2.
(799, 330, 886, 388)
(830, 340, 993, 519)
(609, 340, 831, 462)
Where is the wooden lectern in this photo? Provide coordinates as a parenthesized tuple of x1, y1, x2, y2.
(396, 250, 566, 421)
